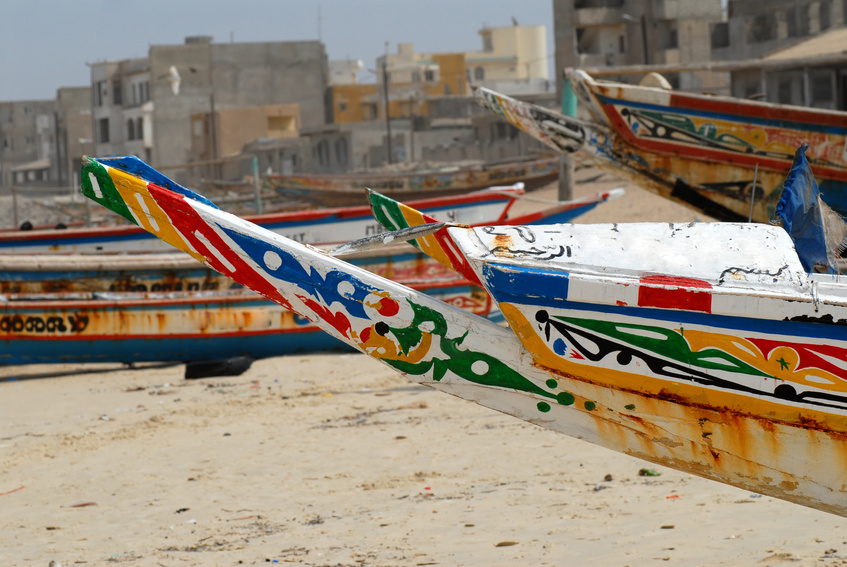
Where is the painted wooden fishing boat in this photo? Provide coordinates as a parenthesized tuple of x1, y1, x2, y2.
(0, 156, 523, 254)
(0, 160, 620, 366)
(475, 70, 847, 223)
(81, 148, 847, 517)
(266, 155, 560, 207)
(0, 243, 483, 295)
(0, 275, 493, 366)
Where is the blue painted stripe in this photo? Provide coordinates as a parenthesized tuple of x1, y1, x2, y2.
(482, 262, 847, 341)
(595, 93, 847, 136)
(95, 156, 219, 209)
(482, 262, 570, 304)
(0, 331, 352, 364)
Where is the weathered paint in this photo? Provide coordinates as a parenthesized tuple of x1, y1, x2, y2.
(475, 74, 847, 222)
(0, 245, 482, 295)
(368, 186, 624, 286)
(81, 156, 847, 517)
(0, 159, 523, 254)
(267, 156, 559, 207)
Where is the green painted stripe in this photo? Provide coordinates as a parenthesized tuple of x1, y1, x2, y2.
(80, 158, 137, 225)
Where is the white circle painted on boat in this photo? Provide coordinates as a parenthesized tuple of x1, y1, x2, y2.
(264, 250, 282, 270)
(337, 280, 355, 299)
(471, 360, 489, 375)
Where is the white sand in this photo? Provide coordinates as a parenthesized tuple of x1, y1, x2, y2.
(2, 168, 846, 566)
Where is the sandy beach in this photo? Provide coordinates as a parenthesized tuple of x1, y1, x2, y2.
(3, 168, 847, 566)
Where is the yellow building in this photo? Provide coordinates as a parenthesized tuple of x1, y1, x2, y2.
(330, 24, 547, 125)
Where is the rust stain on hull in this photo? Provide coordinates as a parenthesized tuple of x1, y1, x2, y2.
(535, 361, 847, 517)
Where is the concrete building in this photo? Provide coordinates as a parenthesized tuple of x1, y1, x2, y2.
(326, 23, 549, 169)
(466, 24, 550, 94)
(0, 99, 59, 188)
(90, 36, 329, 185)
(55, 86, 94, 189)
(712, 0, 846, 63)
(553, 0, 726, 93)
(189, 103, 302, 181)
(90, 57, 153, 165)
(722, 27, 847, 109)
(329, 59, 365, 85)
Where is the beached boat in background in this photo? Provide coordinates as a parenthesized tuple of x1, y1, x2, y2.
(0, 155, 525, 254)
(266, 155, 559, 207)
(476, 70, 847, 223)
(0, 157, 620, 370)
(0, 243, 496, 365)
(79, 147, 847, 517)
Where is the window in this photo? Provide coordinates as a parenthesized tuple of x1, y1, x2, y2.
(778, 78, 793, 104)
(821, 0, 833, 30)
(113, 81, 122, 105)
(474, 67, 485, 81)
(363, 103, 378, 120)
(127, 119, 135, 140)
(98, 118, 110, 143)
(136, 117, 143, 140)
(811, 71, 834, 106)
(711, 22, 730, 49)
(132, 84, 138, 105)
(747, 14, 777, 44)
(335, 138, 348, 166)
(787, 5, 810, 38)
(94, 81, 108, 107)
(424, 70, 435, 82)
(337, 102, 347, 113)
(668, 28, 678, 49)
(316, 140, 330, 166)
(25, 136, 34, 145)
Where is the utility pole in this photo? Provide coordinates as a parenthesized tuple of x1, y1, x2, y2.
(383, 42, 393, 164)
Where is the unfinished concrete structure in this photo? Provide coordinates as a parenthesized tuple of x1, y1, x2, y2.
(89, 36, 328, 185)
(553, 0, 726, 92)
(0, 99, 59, 188)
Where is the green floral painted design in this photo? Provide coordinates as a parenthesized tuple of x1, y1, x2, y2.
(556, 316, 771, 378)
(384, 300, 573, 406)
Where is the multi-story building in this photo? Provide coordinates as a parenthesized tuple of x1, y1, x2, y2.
(0, 99, 59, 188)
(712, 0, 847, 103)
(553, 0, 726, 93)
(90, 57, 153, 164)
(90, 36, 329, 185)
(713, 0, 846, 62)
(331, 24, 549, 126)
(55, 86, 94, 189)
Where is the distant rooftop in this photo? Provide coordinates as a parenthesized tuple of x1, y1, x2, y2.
(765, 27, 847, 60)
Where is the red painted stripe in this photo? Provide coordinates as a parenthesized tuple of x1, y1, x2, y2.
(637, 275, 712, 313)
(668, 92, 847, 128)
(144, 182, 296, 311)
(602, 104, 847, 182)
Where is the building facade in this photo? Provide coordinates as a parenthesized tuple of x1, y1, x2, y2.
(554, 0, 726, 92)
(0, 99, 59, 188)
(89, 36, 329, 185)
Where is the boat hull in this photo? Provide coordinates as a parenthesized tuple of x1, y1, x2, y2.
(79, 155, 847, 516)
(268, 157, 559, 207)
(0, 182, 521, 254)
(476, 73, 847, 222)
